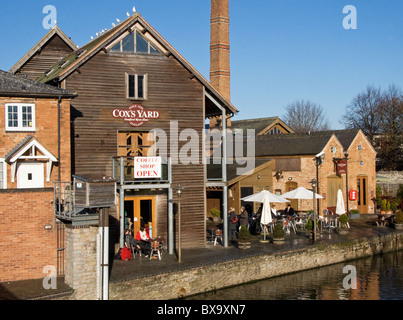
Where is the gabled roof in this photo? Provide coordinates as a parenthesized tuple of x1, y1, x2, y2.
(231, 117, 294, 135)
(9, 26, 77, 75)
(37, 13, 237, 116)
(254, 129, 368, 157)
(254, 131, 336, 157)
(5, 136, 57, 163)
(0, 70, 76, 98)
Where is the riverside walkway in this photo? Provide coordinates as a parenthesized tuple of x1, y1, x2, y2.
(1, 215, 401, 300)
(109, 215, 400, 282)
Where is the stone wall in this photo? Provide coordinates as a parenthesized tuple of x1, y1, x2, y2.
(108, 232, 403, 300)
(64, 225, 99, 300)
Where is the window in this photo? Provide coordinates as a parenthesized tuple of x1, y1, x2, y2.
(111, 30, 159, 55)
(126, 73, 148, 100)
(5, 103, 35, 131)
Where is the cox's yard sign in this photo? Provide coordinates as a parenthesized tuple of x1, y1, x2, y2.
(112, 104, 160, 127)
(134, 157, 162, 179)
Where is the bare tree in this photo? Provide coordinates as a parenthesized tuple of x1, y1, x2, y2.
(282, 100, 330, 133)
(377, 85, 403, 170)
(341, 84, 403, 170)
(340, 85, 382, 143)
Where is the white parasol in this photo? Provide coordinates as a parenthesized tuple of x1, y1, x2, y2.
(335, 189, 346, 215)
(260, 194, 272, 242)
(282, 187, 324, 200)
(241, 190, 289, 203)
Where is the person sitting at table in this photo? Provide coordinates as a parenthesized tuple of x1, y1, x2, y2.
(135, 227, 151, 256)
(124, 229, 141, 251)
(285, 204, 295, 216)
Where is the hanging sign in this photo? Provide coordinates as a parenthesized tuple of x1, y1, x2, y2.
(112, 104, 160, 127)
(134, 157, 162, 179)
(336, 160, 347, 174)
(349, 190, 358, 201)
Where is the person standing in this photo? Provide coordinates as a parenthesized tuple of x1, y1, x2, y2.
(239, 206, 249, 230)
(227, 207, 238, 241)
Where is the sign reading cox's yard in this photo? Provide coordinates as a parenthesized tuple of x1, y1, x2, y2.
(112, 104, 160, 127)
(134, 157, 162, 179)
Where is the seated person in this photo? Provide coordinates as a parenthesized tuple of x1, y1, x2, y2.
(135, 227, 151, 256)
(285, 204, 295, 216)
(124, 229, 141, 251)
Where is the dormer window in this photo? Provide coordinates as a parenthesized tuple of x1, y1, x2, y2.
(111, 30, 159, 54)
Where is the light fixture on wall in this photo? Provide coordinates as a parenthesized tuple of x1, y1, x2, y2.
(44, 225, 53, 230)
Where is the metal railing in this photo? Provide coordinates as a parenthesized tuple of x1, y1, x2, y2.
(54, 181, 75, 220)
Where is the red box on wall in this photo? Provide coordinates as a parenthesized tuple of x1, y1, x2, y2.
(349, 190, 357, 201)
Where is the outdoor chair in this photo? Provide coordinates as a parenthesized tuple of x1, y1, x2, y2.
(213, 229, 223, 246)
(150, 241, 161, 260)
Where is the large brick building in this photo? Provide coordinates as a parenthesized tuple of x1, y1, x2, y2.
(0, 70, 76, 282)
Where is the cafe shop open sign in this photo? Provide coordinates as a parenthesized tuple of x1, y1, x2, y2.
(134, 157, 162, 179)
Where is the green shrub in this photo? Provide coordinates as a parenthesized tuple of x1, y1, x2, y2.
(350, 209, 360, 215)
(210, 208, 221, 218)
(238, 225, 251, 241)
(339, 214, 349, 228)
(305, 219, 313, 231)
(273, 223, 285, 239)
(395, 210, 403, 224)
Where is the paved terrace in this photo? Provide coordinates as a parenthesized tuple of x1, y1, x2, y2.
(1, 214, 401, 300)
(109, 215, 400, 282)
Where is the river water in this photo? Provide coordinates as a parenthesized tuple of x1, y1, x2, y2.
(187, 250, 403, 300)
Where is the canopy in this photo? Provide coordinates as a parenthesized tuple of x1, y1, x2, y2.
(241, 190, 289, 203)
(282, 187, 324, 200)
(335, 189, 346, 215)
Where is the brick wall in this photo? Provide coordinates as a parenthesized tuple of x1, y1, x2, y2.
(0, 97, 72, 187)
(0, 190, 57, 282)
(271, 134, 377, 214)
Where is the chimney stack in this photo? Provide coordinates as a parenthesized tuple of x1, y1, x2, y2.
(210, 0, 231, 128)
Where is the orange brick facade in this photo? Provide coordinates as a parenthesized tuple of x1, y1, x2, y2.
(0, 190, 57, 282)
(271, 133, 376, 214)
(0, 96, 71, 282)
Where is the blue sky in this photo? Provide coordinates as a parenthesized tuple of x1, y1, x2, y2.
(1, 0, 402, 129)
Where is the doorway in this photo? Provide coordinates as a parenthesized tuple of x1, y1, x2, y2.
(357, 176, 368, 214)
(124, 196, 156, 238)
(285, 181, 298, 210)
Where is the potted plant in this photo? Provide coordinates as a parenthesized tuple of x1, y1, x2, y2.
(210, 208, 221, 222)
(238, 225, 251, 249)
(394, 210, 403, 230)
(337, 214, 350, 235)
(304, 219, 316, 240)
(350, 209, 360, 220)
(272, 223, 285, 244)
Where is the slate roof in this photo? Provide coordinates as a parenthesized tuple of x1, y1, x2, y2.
(253, 129, 361, 157)
(207, 158, 273, 182)
(4, 136, 34, 162)
(0, 70, 76, 98)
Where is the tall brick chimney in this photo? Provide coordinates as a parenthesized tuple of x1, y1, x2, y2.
(210, 0, 231, 128)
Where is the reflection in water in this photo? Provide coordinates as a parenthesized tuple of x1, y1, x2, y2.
(187, 250, 403, 300)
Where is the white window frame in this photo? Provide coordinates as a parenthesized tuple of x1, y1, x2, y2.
(0, 158, 6, 189)
(5, 103, 36, 131)
(126, 73, 148, 100)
